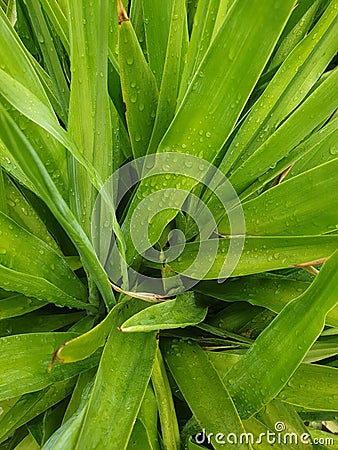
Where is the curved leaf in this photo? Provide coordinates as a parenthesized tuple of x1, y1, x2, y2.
(0, 332, 99, 401)
(121, 292, 207, 332)
(225, 249, 338, 418)
(0, 212, 89, 309)
(73, 301, 158, 449)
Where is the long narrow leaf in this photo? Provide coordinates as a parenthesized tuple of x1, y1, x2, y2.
(225, 249, 338, 418)
(0, 333, 99, 401)
(0, 104, 115, 308)
(162, 338, 252, 450)
(171, 235, 338, 279)
(74, 301, 158, 449)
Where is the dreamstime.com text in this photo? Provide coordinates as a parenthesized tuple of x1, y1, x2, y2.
(194, 422, 335, 446)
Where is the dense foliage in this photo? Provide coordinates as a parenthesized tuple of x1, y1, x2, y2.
(0, 0, 337, 448)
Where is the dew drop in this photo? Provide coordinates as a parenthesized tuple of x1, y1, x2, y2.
(228, 48, 235, 61)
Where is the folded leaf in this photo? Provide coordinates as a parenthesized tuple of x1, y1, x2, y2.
(121, 292, 207, 332)
(119, 2, 158, 158)
(73, 301, 158, 449)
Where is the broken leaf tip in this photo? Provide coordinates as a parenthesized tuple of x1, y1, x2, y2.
(48, 344, 65, 373)
(118, 0, 129, 25)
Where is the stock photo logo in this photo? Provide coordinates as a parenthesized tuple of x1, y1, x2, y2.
(193, 422, 335, 447)
(91, 152, 246, 298)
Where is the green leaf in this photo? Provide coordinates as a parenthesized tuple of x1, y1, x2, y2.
(13, 433, 40, 450)
(0, 212, 89, 310)
(73, 301, 158, 449)
(147, 0, 188, 155)
(127, 419, 152, 450)
(160, 0, 294, 161)
(0, 378, 76, 444)
(55, 300, 132, 364)
(186, 0, 199, 33)
(122, 0, 295, 261)
(218, 159, 338, 237)
(0, 68, 103, 192)
(43, 405, 88, 450)
(229, 67, 338, 196)
(205, 301, 268, 335)
(225, 249, 338, 419)
(3, 173, 59, 252)
(151, 350, 180, 450)
(41, 375, 93, 450)
(197, 274, 338, 329)
(62, 369, 95, 424)
(209, 351, 338, 412)
(137, 385, 160, 450)
(0, 311, 84, 337)
(0, 332, 100, 401)
(0, 9, 69, 198)
(0, 138, 35, 192)
(0, 167, 7, 214)
(304, 335, 338, 363)
(162, 338, 251, 450)
(142, 0, 174, 87)
(0, 7, 52, 105)
(39, 399, 69, 447)
(0, 104, 115, 308)
(220, 0, 338, 175)
(254, 399, 311, 450)
(121, 292, 208, 332)
(0, 291, 45, 320)
(171, 235, 338, 279)
(118, 2, 159, 158)
(187, 439, 206, 450)
(269, 0, 321, 70)
(68, 0, 113, 234)
(178, 0, 221, 104)
(39, 0, 69, 53)
(286, 116, 338, 179)
(129, 1, 146, 60)
(279, 363, 338, 411)
(230, 115, 338, 201)
(6, 0, 17, 27)
(212, 0, 230, 39)
(23, 0, 69, 120)
(309, 429, 338, 449)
